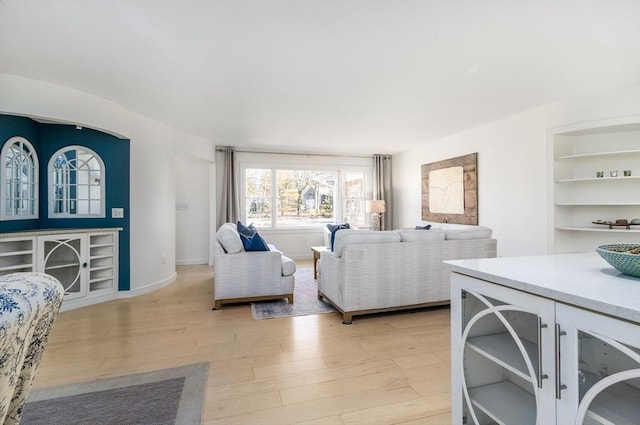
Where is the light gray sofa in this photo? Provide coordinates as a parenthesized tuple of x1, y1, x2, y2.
(318, 225, 497, 324)
(213, 223, 296, 309)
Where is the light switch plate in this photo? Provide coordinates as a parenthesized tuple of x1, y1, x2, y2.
(112, 208, 124, 218)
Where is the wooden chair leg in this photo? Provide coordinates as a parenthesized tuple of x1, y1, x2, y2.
(287, 294, 294, 304)
(342, 313, 353, 325)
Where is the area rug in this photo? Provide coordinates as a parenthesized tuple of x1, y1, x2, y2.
(21, 362, 209, 425)
(251, 265, 336, 319)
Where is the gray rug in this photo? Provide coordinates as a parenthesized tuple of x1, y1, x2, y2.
(21, 363, 209, 425)
(251, 266, 336, 319)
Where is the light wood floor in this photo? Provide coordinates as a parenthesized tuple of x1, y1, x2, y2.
(33, 260, 452, 425)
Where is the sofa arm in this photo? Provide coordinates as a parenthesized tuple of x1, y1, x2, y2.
(214, 248, 284, 299)
(318, 250, 343, 304)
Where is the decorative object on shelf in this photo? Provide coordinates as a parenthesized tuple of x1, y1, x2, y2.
(365, 199, 386, 231)
(610, 170, 618, 177)
(591, 219, 638, 230)
(596, 243, 640, 278)
(632, 218, 640, 225)
(596, 171, 604, 178)
(624, 170, 632, 177)
(421, 152, 478, 225)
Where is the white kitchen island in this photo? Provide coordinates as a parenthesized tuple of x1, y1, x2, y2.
(446, 253, 640, 425)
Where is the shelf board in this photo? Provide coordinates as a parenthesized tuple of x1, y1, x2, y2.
(89, 243, 114, 249)
(0, 264, 33, 272)
(0, 250, 33, 257)
(556, 176, 640, 183)
(556, 149, 640, 160)
(556, 226, 640, 233)
(90, 265, 113, 273)
(468, 381, 536, 425)
(90, 254, 114, 261)
(45, 262, 80, 271)
(585, 381, 640, 425)
(466, 333, 538, 383)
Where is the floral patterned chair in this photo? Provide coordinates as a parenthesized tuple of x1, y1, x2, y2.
(0, 273, 64, 425)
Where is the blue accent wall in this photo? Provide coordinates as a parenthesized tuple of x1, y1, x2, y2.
(0, 114, 131, 290)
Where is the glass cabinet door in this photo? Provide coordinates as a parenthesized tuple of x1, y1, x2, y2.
(39, 235, 87, 300)
(452, 274, 556, 425)
(557, 303, 640, 425)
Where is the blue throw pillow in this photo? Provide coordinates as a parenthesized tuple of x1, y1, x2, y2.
(237, 221, 270, 251)
(326, 223, 350, 251)
(415, 224, 432, 230)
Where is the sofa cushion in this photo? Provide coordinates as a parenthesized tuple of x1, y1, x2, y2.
(333, 229, 401, 258)
(237, 221, 270, 251)
(327, 223, 350, 251)
(216, 223, 244, 253)
(397, 229, 445, 242)
(444, 225, 493, 240)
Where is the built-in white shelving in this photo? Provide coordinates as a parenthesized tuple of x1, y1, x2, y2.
(0, 228, 120, 310)
(548, 117, 640, 253)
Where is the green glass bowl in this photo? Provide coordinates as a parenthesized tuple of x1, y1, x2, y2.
(596, 244, 640, 278)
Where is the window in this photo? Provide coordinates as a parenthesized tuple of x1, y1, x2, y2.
(1, 136, 39, 220)
(49, 146, 105, 217)
(243, 166, 367, 228)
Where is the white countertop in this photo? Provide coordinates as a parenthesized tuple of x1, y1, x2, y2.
(445, 253, 640, 324)
(0, 228, 123, 238)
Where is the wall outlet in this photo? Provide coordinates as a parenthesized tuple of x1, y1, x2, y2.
(112, 208, 124, 218)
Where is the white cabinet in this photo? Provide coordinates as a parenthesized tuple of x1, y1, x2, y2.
(452, 272, 640, 425)
(548, 117, 640, 253)
(0, 228, 120, 310)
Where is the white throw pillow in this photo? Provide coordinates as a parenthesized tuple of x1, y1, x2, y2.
(216, 223, 244, 253)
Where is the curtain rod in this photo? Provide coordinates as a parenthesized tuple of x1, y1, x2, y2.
(215, 147, 380, 159)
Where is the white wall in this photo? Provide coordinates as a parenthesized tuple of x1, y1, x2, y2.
(393, 85, 640, 257)
(0, 73, 214, 292)
(175, 154, 212, 265)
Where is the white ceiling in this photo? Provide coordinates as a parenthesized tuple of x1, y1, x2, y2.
(1, 0, 639, 155)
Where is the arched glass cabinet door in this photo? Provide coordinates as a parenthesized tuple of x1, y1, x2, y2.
(48, 146, 105, 218)
(458, 283, 555, 425)
(556, 303, 640, 425)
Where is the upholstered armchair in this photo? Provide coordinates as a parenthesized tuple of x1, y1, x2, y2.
(0, 273, 64, 425)
(213, 223, 296, 310)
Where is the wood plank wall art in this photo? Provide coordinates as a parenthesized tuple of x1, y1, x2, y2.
(421, 152, 478, 225)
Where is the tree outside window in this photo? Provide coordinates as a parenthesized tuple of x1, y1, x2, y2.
(246, 167, 365, 228)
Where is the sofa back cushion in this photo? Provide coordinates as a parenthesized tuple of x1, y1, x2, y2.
(397, 229, 445, 242)
(333, 229, 401, 258)
(216, 223, 244, 254)
(443, 225, 493, 240)
(326, 223, 350, 251)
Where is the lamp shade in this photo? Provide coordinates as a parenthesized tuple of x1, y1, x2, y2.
(365, 200, 386, 214)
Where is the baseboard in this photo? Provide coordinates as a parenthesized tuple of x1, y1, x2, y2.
(119, 272, 178, 298)
(176, 258, 209, 266)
